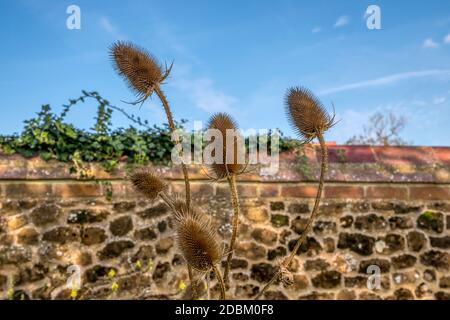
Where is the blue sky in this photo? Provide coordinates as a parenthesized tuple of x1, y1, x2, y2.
(1, 0, 449, 145)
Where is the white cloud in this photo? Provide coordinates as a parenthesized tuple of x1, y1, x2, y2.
(320, 69, 450, 95)
(173, 77, 237, 114)
(99, 17, 125, 40)
(444, 34, 450, 44)
(423, 38, 439, 48)
(433, 97, 447, 105)
(312, 26, 321, 34)
(334, 16, 349, 28)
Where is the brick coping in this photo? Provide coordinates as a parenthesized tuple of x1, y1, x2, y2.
(0, 145, 449, 183)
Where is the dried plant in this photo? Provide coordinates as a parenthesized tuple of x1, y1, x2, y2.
(110, 41, 167, 103)
(207, 113, 244, 180)
(285, 86, 335, 143)
(114, 42, 338, 301)
(111, 41, 195, 296)
(207, 113, 244, 286)
(110, 41, 191, 208)
(255, 86, 335, 299)
(128, 168, 168, 201)
(174, 207, 226, 299)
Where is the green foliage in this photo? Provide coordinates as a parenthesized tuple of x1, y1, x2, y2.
(0, 91, 299, 173)
(0, 91, 178, 172)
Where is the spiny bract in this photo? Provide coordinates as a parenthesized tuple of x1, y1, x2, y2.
(110, 41, 163, 99)
(175, 210, 222, 272)
(285, 87, 335, 141)
(128, 168, 167, 200)
(207, 112, 244, 180)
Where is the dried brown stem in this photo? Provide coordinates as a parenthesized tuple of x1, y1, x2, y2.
(154, 85, 191, 209)
(255, 132, 328, 300)
(154, 86, 194, 298)
(223, 174, 240, 286)
(212, 265, 226, 300)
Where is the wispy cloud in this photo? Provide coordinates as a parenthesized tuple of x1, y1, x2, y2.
(334, 16, 349, 28)
(433, 97, 447, 105)
(423, 38, 439, 48)
(444, 34, 450, 44)
(320, 69, 450, 95)
(99, 17, 125, 40)
(312, 26, 321, 34)
(173, 77, 237, 114)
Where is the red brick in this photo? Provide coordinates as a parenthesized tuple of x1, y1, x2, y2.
(366, 186, 408, 200)
(4, 183, 52, 198)
(325, 186, 364, 199)
(280, 147, 318, 167)
(170, 182, 186, 195)
(53, 183, 102, 198)
(0, 164, 27, 179)
(260, 184, 279, 197)
(169, 182, 214, 198)
(409, 186, 450, 200)
(215, 184, 257, 198)
(190, 183, 214, 197)
(237, 185, 258, 198)
(372, 146, 435, 166)
(215, 184, 230, 197)
(432, 147, 450, 166)
(281, 185, 317, 198)
(110, 182, 136, 198)
(323, 146, 376, 164)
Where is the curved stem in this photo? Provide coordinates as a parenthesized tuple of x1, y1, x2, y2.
(154, 86, 194, 299)
(206, 271, 211, 300)
(223, 174, 240, 286)
(255, 133, 328, 300)
(187, 265, 197, 299)
(212, 265, 226, 300)
(154, 86, 191, 209)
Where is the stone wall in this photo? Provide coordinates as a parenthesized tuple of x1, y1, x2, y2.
(0, 145, 449, 300)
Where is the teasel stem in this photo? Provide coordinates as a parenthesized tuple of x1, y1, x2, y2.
(223, 174, 240, 286)
(154, 85, 195, 298)
(187, 265, 197, 300)
(154, 85, 191, 209)
(206, 271, 211, 300)
(212, 265, 226, 300)
(255, 132, 328, 300)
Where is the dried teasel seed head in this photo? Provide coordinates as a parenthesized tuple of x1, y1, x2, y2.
(128, 168, 167, 200)
(207, 112, 244, 180)
(175, 210, 222, 272)
(110, 41, 165, 100)
(169, 195, 196, 223)
(285, 86, 335, 141)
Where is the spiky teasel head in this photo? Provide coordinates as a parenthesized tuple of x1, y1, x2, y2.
(128, 168, 167, 200)
(285, 87, 335, 142)
(207, 112, 244, 180)
(175, 210, 222, 272)
(110, 41, 171, 102)
(169, 195, 198, 223)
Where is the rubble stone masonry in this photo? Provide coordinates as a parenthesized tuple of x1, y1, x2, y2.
(0, 145, 449, 300)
